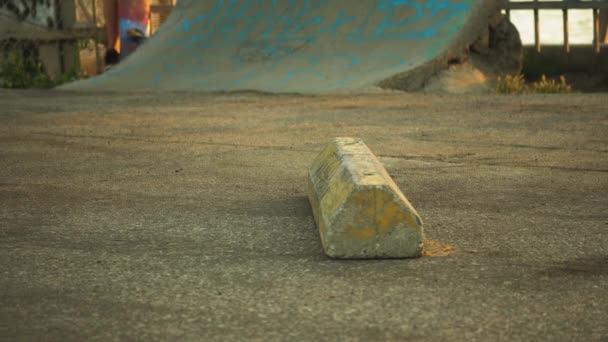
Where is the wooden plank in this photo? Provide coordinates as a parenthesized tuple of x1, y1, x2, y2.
(534, 3, 541, 53)
(38, 42, 63, 78)
(0, 15, 103, 41)
(563, 9, 570, 53)
(91, 0, 102, 74)
(58, 0, 78, 73)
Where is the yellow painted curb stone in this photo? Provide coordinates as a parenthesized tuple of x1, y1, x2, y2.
(307, 138, 424, 259)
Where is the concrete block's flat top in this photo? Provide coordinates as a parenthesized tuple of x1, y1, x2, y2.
(308, 137, 424, 258)
(331, 137, 390, 186)
(1, 91, 607, 341)
(60, 0, 487, 93)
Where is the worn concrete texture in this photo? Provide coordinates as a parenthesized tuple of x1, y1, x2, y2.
(308, 137, 423, 259)
(0, 90, 607, 341)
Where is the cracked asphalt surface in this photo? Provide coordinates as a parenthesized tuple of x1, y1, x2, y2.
(1, 90, 607, 341)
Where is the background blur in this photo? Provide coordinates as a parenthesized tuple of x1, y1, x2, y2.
(0, 0, 606, 89)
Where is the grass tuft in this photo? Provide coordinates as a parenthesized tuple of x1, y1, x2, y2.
(496, 74, 573, 94)
(531, 75, 572, 94)
(496, 74, 526, 94)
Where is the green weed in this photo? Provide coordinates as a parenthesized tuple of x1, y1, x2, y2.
(0, 49, 82, 89)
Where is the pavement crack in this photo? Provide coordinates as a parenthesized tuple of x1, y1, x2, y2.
(380, 154, 607, 173)
(413, 137, 606, 153)
(30, 131, 316, 153)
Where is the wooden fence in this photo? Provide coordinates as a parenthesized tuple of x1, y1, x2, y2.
(500, 0, 608, 53)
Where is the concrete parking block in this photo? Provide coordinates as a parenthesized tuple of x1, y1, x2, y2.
(307, 138, 424, 259)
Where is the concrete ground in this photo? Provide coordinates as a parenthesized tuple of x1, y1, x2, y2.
(0, 90, 607, 341)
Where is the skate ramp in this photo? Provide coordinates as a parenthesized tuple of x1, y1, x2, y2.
(63, 0, 495, 93)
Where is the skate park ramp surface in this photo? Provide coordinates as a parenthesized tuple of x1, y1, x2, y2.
(63, 0, 493, 93)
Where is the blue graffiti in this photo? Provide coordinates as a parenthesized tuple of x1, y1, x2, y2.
(97, 0, 472, 91)
(319, 11, 355, 36)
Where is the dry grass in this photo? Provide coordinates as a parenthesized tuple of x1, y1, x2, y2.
(531, 75, 572, 94)
(496, 74, 526, 94)
(496, 74, 573, 94)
